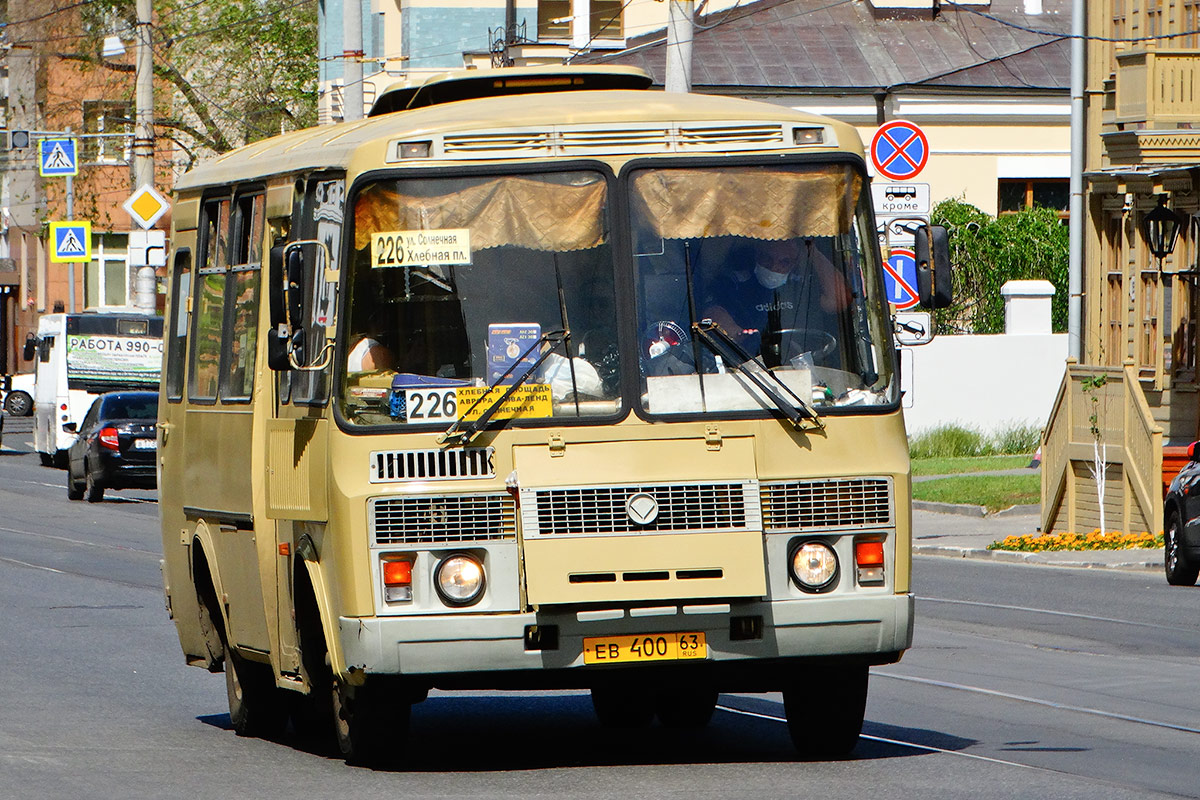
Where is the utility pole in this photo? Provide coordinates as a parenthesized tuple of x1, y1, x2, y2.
(665, 0, 694, 93)
(133, 0, 157, 313)
(1067, 0, 1084, 360)
(343, 0, 364, 121)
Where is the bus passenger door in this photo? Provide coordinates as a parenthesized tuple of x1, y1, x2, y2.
(267, 175, 341, 678)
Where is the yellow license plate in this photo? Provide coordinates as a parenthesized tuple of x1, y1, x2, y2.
(583, 632, 707, 665)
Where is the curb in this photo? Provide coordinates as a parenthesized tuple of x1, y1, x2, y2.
(914, 544, 1162, 572)
(912, 500, 986, 517)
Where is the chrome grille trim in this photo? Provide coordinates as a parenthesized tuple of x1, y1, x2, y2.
(370, 493, 515, 545)
(439, 121, 793, 159)
(761, 477, 893, 531)
(521, 481, 760, 537)
(369, 447, 494, 483)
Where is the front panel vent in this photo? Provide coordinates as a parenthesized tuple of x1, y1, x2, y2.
(523, 482, 758, 537)
(439, 122, 792, 159)
(370, 447, 494, 483)
(370, 493, 516, 545)
(761, 477, 893, 531)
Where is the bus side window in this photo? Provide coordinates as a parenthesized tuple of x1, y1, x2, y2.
(189, 197, 229, 402)
(165, 248, 192, 402)
(219, 193, 264, 402)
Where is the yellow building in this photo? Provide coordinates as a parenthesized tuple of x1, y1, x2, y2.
(1041, 1, 1200, 537)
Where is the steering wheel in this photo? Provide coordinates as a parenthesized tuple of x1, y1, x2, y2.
(765, 328, 837, 365)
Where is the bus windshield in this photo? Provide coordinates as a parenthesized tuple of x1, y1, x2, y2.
(341, 169, 621, 426)
(629, 163, 896, 416)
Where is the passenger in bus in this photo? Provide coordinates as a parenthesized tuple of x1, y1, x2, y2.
(700, 237, 851, 367)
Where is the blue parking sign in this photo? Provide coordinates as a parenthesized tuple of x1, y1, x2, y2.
(883, 248, 919, 310)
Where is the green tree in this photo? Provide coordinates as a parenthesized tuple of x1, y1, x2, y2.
(930, 198, 1069, 334)
(71, 0, 318, 165)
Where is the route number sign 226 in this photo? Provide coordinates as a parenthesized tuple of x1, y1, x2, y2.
(371, 229, 472, 268)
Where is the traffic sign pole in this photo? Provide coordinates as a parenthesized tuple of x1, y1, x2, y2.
(66, 171, 75, 313)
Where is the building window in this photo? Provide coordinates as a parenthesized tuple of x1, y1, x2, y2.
(82, 101, 131, 165)
(538, 0, 571, 39)
(591, 0, 624, 39)
(1104, 215, 1124, 366)
(85, 234, 129, 308)
(998, 179, 1070, 219)
(1139, 269, 1160, 378)
(538, 0, 623, 42)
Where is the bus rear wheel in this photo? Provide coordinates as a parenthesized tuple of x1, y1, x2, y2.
(782, 664, 868, 759)
(225, 643, 288, 739)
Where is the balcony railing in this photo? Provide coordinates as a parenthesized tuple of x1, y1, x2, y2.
(1114, 49, 1200, 128)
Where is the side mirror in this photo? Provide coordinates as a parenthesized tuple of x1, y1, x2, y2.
(915, 224, 953, 310)
(62, 422, 77, 434)
(267, 244, 290, 370)
(22, 334, 36, 362)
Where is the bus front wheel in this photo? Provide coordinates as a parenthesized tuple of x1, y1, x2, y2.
(782, 664, 868, 759)
(332, 679, 409, 766)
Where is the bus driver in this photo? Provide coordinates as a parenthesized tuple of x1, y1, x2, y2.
(701, 237, 851, 367)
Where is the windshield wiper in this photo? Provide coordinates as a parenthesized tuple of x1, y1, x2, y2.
(438, 328, 568, 446)
(691, 319, 824, 431)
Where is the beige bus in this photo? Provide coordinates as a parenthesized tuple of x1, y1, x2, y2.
(158, 65, 949, 764)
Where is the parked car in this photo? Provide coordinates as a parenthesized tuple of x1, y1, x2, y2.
(65, 391, 159, 502)
(1163, 442, 1200, 585)
(1, 372, 35, 416)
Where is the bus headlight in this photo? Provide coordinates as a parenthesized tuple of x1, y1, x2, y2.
(434, 553, 485, 606)
(790, 541, 838, 591)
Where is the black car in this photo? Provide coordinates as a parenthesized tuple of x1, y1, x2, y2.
(66, 391, 158, 502)
(1163, 442, 1200, 585)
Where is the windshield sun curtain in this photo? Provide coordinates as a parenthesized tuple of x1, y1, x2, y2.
(339, 162, 896, 431)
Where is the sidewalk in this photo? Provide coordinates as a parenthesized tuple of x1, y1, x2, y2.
(911, 467, 1163, 573)
(912, 505, 1163, 572)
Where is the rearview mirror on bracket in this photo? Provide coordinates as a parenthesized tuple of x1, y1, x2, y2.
(915, 224, 953, 310)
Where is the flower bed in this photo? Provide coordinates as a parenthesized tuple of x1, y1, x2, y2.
(989, 530, 1164, 552)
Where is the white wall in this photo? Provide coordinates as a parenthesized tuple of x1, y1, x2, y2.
(900, 333, 1068, 438)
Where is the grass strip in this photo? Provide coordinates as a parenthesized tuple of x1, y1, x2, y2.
(911, 455, 1032, 477)
(912, 473, 1040, 513)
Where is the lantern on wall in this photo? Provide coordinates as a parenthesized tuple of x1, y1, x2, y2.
(1142, 196, 1185, 261)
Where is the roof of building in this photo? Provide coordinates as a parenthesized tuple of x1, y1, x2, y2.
(583, 0, 1071, 94)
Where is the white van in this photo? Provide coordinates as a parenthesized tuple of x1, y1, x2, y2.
(26, 312, 163, 466)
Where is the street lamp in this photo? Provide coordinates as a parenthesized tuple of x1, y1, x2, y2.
(1142, 195, 1185, 262)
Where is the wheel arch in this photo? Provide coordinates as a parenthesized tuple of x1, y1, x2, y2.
(293, 535, 351, 681)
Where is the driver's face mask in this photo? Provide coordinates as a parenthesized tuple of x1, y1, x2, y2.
(755, 264, 790, 289)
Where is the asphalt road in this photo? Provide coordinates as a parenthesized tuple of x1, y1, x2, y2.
(1, 414, 1197, 799)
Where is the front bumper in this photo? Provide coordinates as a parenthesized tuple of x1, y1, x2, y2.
(339, 592, 913, 687)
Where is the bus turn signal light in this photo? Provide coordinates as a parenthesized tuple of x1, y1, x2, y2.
(854, 540, 885, 585)
(383, 558, 414, 603)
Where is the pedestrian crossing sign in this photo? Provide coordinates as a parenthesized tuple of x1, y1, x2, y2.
(39, 138, 78, 177)
(49, 221, 91, 263)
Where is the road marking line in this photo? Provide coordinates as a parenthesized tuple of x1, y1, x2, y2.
(919, 596, 1176, 631)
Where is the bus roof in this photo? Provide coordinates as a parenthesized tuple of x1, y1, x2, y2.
(175, 81, 863, 193)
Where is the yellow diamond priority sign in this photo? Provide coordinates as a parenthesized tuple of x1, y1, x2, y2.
(124, 184, 170, 230)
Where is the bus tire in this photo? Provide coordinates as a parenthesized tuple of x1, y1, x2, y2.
(655, 684, 718, 728)
(783, 665, 868, 759)
(591, 684, 654, 728)
(225, 642, 288, 739)
(333, 679, 408, 766)
(39, 452, 54, 467)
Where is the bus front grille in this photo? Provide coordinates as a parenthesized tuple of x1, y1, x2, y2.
(523, 482, 757, 537)
(370, 494, 516, 545)
(760, 478, 893, 531)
